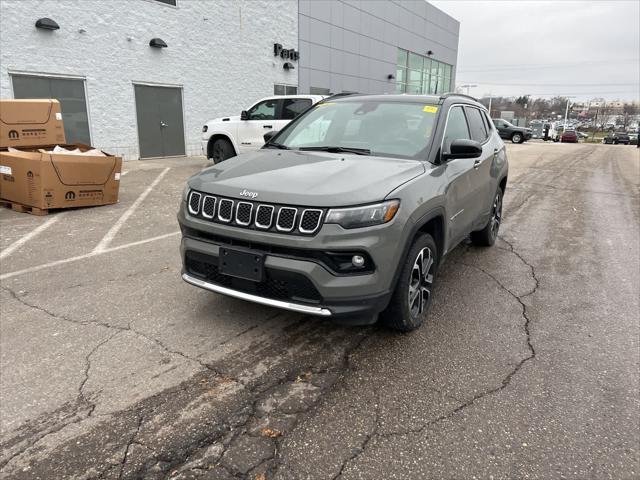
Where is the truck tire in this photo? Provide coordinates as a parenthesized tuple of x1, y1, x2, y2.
(511, 132, 523, 144)
(381, 233, 438, 332)
(471, 188, 503, 247)
(211, 138, 235, 164)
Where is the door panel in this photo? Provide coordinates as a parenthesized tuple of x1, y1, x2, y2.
(238, 99, 277, 152)
(464, 106, 494, 226)
(12, 75, 91, 145)
(134, 85, 185, 158)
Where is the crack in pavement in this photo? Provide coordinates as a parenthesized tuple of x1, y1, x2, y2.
(118, 412, 144, 480)
(328, 238, 540, 479)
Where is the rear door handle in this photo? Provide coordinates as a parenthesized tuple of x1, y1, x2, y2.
(263, 125, 273, 129)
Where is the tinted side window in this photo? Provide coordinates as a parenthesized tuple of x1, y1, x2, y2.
(465, 107, 488, 142)
(482, 111, 493, 133)
(248, 100, 276, 120)
(280, 98, 311, 120)
(443, 106, 470, 152)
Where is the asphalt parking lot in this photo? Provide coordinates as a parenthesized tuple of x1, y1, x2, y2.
(1, 142, 638, 480)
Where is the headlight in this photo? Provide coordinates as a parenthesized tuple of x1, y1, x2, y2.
(202, 125, 208, 133)
(182, 186, 190, 202)
(325, 200, 400, 229)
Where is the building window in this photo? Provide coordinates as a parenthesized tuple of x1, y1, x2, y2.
(274, 84, 298, 95)
(396, 48, 453, 95)
(310, 86, 331, 95)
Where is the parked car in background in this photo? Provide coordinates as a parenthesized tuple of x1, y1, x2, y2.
(603, 132, 630, 145)
(629, 133, 638, 145)
(560, 129, 578, 143)
(492, 118, 532, 143)
(202, 95, 325, 163)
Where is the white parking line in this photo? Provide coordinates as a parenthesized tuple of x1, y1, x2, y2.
(92, 167, 170, 253)
(0, 214, 63, 261)
(0, 231, 180, 281)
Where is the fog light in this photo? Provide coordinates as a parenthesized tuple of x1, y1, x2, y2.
(352, 255, 365, 268)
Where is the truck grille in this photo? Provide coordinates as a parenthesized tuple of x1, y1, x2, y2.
(187, 190, 324, 236)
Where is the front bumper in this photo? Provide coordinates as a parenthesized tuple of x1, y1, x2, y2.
(178, 206, 402, 318)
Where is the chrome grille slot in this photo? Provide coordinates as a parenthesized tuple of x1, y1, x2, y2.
(218, 199, 234, 222)
(299, 209, 323, 234)
(276, 207, 297, 232)
(188, 191, 201, 215)
(201, 195, 216, 219)
(255, 205, 274, 229)
(235, 202, 253, 226)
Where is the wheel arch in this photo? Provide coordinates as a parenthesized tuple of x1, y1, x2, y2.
(206, 133, 238, 159)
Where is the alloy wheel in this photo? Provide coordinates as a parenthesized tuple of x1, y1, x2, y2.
(408, 247, 435, 318)
(490, 190, 503, 238)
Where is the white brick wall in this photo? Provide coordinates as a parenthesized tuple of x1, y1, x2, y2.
(0, 0, 299, 160)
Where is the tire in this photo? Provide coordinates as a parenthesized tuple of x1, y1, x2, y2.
(381, 233, 438, 332)
(511, 132, 523, 144)
(211, 138, 235, 164)
(471, 188, 503, 247)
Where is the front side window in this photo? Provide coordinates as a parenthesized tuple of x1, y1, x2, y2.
(443, 106, 470, 152)
(280, 98, 312, 120)
(247, 100, 276, 120)
(273, 100, 439, 159)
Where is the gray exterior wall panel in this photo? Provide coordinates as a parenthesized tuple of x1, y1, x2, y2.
(299, 0, 459, 95)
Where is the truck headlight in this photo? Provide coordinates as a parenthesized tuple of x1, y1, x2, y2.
(325, 200, 400, 229)
(182, 186, 190, 202)
(202, 125, 208, 133)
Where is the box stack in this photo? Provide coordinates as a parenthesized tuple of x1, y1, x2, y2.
(0, 99, 122, 214)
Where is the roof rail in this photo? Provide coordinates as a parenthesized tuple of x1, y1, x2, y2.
(321, 92, 360, 101)
(439, 92, 479, 102)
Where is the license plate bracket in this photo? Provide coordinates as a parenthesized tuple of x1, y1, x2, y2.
(219, 247, 264, 282)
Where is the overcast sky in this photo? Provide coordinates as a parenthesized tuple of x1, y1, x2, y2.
(431, 0, 640, 101)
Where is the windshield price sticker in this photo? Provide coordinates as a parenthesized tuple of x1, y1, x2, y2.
(423, 105, 438, 113)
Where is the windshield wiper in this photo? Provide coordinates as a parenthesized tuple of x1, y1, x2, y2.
(264, 142, 290, 150)
(299, 146, 371, 155)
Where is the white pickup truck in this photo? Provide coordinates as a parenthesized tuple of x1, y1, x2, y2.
(201, 95, 325, 163)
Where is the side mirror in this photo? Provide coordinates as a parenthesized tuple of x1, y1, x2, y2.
(442, 139, 483, 161)
(263, 130, 279, 143)
(240, 110, 249, 121)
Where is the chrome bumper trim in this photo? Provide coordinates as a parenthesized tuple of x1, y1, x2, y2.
(182, 273, 332, 317)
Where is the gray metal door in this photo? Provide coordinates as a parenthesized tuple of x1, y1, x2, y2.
(12, 75, 91, 145)
(134, 85, 185, 158)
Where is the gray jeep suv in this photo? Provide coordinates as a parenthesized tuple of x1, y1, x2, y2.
(178, 94, 508, 331)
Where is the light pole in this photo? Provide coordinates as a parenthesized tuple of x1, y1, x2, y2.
(563, 96, 576, 129)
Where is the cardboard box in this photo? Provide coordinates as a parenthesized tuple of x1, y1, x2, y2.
(0, 144, 121, 210)
(0, 99, 66, 148)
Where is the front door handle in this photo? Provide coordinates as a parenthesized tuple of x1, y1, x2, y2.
(473, 159, 482, 169)
(160, 121, 168, 128)
(263, 125, 273, 129)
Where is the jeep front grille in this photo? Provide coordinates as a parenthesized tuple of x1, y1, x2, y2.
(202, 195, 216, 219)
(187, 190, 324, 236)
(188, 191, 201, 215)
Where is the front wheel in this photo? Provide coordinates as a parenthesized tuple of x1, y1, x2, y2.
(511, 133, 523, 144)
(211, 138, 236, 164)
(471, 188, 503, 247)
(381, 234, 438, 332)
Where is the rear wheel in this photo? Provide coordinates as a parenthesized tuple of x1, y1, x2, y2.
(471, 188, 503, 247)
(381, 234, 438, 332)
(211, 138, 235, 164)
(511, 132, 523, 144)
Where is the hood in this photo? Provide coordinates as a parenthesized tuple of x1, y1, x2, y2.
(207, 115, 240, 124)
(188, 149, 426, 207)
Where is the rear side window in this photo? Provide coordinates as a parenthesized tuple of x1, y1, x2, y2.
(482, 111, 493, 132)
(465, 107, 488, 142)
(443, 106, 470, 152)
(280, 98, 312, 120)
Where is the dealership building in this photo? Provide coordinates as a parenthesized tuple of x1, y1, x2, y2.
(0, 0, 459, 160)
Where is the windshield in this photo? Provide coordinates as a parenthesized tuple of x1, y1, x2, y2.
(271, 100, 439, 160)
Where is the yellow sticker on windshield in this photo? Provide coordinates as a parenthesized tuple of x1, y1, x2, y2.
(316, 102, 334, 107)
(423, 105, 438, 113)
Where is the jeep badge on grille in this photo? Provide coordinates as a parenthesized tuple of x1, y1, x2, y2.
(239, 189, 258, 199)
